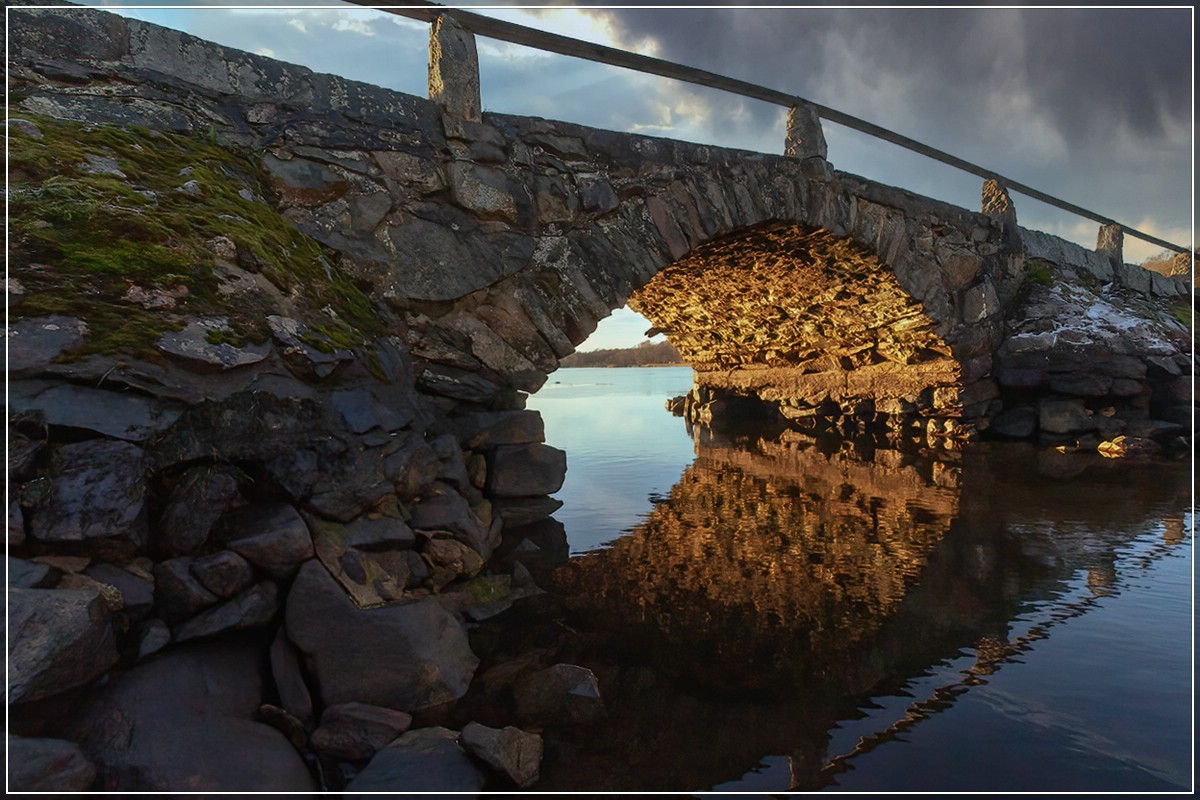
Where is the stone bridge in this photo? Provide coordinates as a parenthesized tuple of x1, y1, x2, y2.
(8, 5, 1191, 442)
(6, 8, 1195, 791)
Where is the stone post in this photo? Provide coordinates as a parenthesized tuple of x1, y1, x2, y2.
(784, 102, 830, 179)
(980, 179, 1016, 226)
(1165, 251, 1193, 278)
(429, 14, 481, 122)
(1096, 223, 1123, 266)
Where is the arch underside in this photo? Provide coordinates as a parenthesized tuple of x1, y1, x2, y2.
(629, 223, 966, 427)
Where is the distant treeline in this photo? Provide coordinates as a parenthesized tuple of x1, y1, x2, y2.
(560, 339, 684, 368)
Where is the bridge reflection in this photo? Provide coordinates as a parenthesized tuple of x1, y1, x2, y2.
(480, 430, 1189, 792)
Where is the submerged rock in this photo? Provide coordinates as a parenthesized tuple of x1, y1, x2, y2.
(513, 663, 603, 727)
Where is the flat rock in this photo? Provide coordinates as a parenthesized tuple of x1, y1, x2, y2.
(6, 316, 87, 374)
(411, 490, 492, 557)
(7, 734, 97, 791)
(28, 439, 148, 548)
(69, 637, 315, 791)
(84, 562, 155, 616)
(7, 585, 120, 705)
(285, 560, 479, 712)
(345, 726, 486, 795)
(172, 581, 279, 643)
(311, 701, 414, 762)
(157, 316, 270, 370)
(9, 380, 181, 442)
(460, 721, 543, 788)
(342, 513, 416, 550)
(221, 503, 314, 578)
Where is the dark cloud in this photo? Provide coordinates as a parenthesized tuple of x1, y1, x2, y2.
(577, 6, 1192, 251)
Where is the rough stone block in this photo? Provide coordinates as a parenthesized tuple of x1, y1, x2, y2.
(488, 443, 567, 497)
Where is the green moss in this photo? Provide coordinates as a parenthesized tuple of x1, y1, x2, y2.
(1025, 259, 1054, 286)
(8, 110, 384, 361)
(1169, 303, 1193, 331)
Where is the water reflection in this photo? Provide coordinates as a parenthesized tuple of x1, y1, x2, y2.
(485, 429, 1191, 792)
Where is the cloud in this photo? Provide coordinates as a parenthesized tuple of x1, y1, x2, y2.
(585, 7, 1193, 249)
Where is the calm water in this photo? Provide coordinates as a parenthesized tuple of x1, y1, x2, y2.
(521, 367, 1194, 793)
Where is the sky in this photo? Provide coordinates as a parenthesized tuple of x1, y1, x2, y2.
(82, 2, 1195, 350)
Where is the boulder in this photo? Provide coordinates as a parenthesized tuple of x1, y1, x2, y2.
(157, 465, 243, 556)
(69, 637, 315, 791)
(221, 503, 314, 579)
(487, 443, 566, 497)
(8, 585, 120, 704)
(7, 734, 97, 791)
(172, 581, 279, 643)
(460, 721, 543, 788)
(305, 443, 397, 522)
(342, 512, 416, 551)
(285, 560, 479, 712)
(311, 701, 414, 762)
(411, 489, 493, 557)
(345, 727, 486, 795)
(8, 556, 54, 589)
(153, 557, 219, 622)
(190, 550, 255, 598)
(28, 439, 148, 549)
(513, 663, 603, 727)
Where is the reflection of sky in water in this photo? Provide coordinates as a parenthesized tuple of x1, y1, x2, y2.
(528, 367, 696, 553)
(819, 517, 1193, 793)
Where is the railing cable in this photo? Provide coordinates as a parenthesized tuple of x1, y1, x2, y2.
(347, 0, 1191, 256)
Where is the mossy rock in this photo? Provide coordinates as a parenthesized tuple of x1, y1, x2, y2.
(7, 112, 383, 362)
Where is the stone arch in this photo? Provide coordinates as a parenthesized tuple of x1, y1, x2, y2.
(626, 221, 964, 426)
(411, 142, 1016, 436)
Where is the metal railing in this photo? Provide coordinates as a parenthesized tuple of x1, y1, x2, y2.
(347, 0, 1190, 256)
